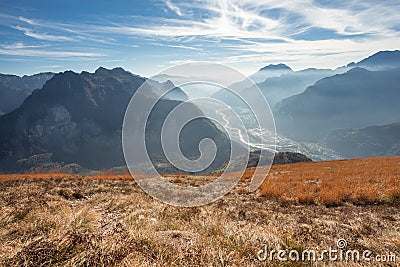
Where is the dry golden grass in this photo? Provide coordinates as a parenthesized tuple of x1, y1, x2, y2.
(2, 156, 399, 207)
(0, 157, 399, 266)
(0, 172, 132, 181)
(0, 173, 79, 181)
(260, 156, 400, 206)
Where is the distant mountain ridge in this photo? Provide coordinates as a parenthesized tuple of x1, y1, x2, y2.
(257, 68, 339, 107)
(259, 63, 292, 72)
(274, 67, 400, 142)
(0, 72, 54, 114)
(249, 50, 400, 108)
(249, 63, 293, 83)
(349, 50, 400, 69)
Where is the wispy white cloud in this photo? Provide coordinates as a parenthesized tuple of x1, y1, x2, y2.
(165, 0, 183, 16)
(207, 36, 400, 71)
(18, 16, 39, 26)
(13, 26, 76, 41)
(0, 48, 102, 58)
(13, 15, 118, 45)
(36, 65, 63, 69)
(0, 42, 104, 58)
(1, 42, 50, 49)
(168, 44, 202, 50)
(98, 59, 126, 63)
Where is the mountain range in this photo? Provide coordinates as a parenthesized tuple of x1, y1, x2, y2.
(233, 50, 400, 109)
(0, 67, 232, 173)
(257, 67, 340, 107)
(211, 50, 400, 159)
(274, 67, 400, 141)
(0, 50, 399, 172)
(347, 50, 400, 69)
(0, 72, 54, 115)
(249, 63, 293, 83)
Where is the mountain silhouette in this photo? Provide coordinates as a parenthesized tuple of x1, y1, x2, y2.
(249, 63, 293, 83)
(353, 50, 400, 69)
(0, 67, 231, 173)
(213, 65, 341, 109)
(257, 68, 339, 107)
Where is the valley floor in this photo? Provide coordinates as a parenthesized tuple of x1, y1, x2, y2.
(0, 157, 399, 266)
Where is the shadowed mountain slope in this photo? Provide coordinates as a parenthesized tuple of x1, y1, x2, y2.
(0, 67, 232, 173)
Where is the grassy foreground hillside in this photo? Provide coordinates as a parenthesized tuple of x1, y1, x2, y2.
(0, 157, 399, 266)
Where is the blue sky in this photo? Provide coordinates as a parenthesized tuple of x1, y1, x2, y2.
(0, 0, 399, 76)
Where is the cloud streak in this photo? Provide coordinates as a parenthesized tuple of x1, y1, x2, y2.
(165, 0, 183, 16)
(0, 48, 102, 58)
(0, 43, 104, 58)
(13, 26, 76, 41)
